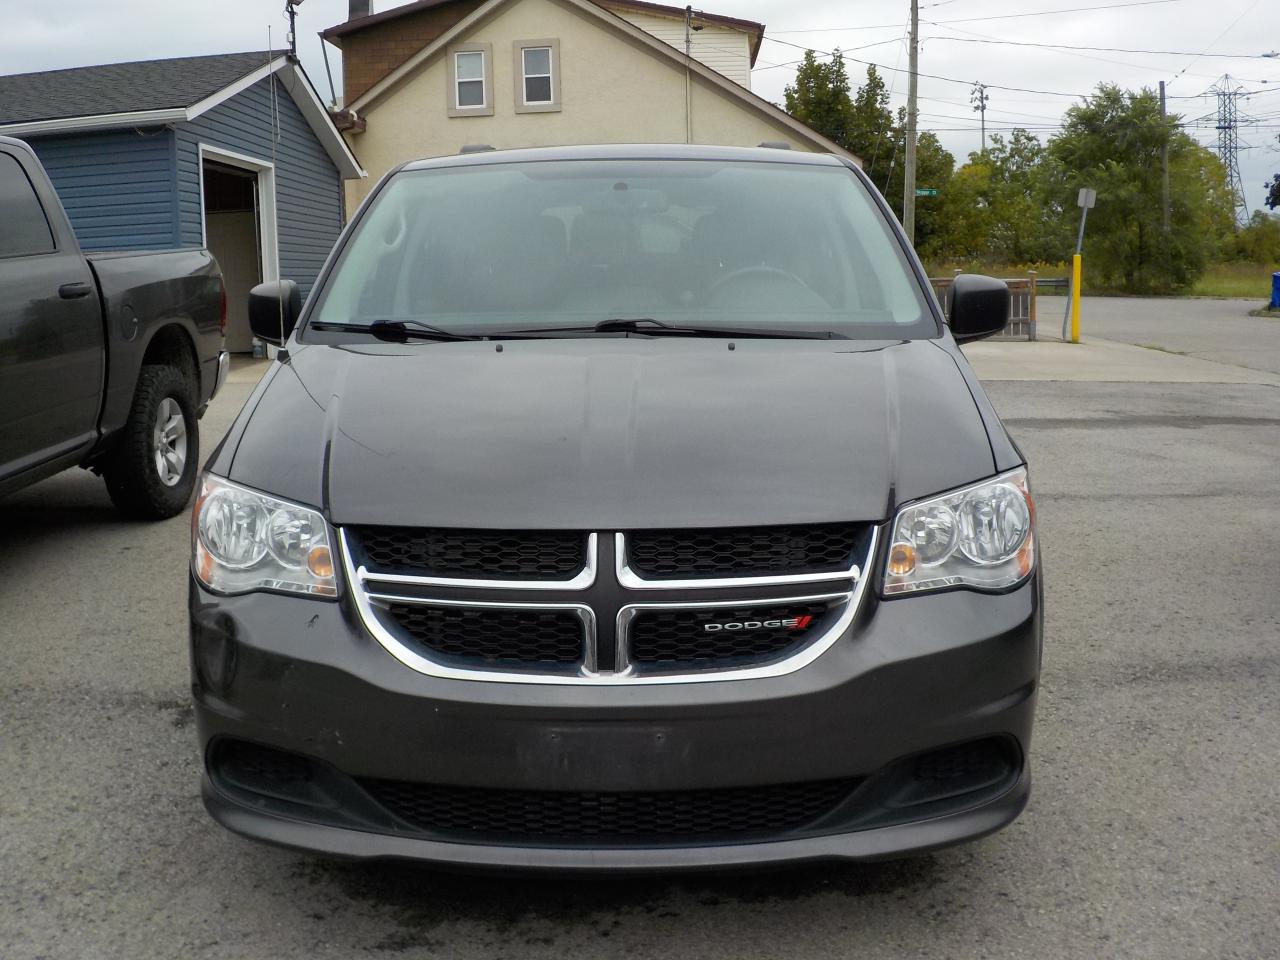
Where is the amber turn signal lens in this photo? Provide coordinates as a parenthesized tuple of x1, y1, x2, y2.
(197, 541, 215, 584)
(887, 542, 917, 576)
(308, 546, 334, 578)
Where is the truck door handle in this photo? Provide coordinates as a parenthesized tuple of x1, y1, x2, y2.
(59, 281, 93, 299)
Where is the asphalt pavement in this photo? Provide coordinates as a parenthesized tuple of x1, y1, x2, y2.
(1072, 296, 1280, 376)
(2, 304, 1277, 959)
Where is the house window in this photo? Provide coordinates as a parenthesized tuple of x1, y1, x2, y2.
(514, 40, 560, 113)
(523, 47, 552, 103)
(447, 43, 493, 117)
(455, 51, 485, 107)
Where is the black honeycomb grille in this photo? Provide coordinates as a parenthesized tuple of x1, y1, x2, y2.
(359, 777, 859, 844)
(350, 527, 586, 579)
(628, 601, 832, 666)
(383, 603, 584, 665)
(627, 524, 864, 579)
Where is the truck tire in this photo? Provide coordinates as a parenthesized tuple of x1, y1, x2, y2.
(102, 364, 200, 520)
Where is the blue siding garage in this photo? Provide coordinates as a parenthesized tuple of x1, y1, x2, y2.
(0, 52, 364, 348)
(175, 76, 347, 298)
(28, 128, 179, 250)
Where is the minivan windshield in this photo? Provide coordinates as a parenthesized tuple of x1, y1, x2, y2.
(309, 159, 936, 340)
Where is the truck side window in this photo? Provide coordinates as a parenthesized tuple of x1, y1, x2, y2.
(0, 153, 56, 258)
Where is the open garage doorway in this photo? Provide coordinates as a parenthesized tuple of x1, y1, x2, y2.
(199, 146, 279, 353)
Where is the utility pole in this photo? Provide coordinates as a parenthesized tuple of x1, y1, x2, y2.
(902, 0, 919, 244)
(971, 82, 989, 155)
(1159, 80, 1170, 233)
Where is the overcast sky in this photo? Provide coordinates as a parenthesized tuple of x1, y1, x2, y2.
(2, 0, 1277, 214)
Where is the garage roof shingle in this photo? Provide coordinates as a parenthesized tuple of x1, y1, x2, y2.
(0, 51, 281, 125)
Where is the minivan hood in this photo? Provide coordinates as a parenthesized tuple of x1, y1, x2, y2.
(227, 337, 995, 529)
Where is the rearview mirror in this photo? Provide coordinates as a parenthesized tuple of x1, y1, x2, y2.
(948, 274, 1009, 344)
(248, 280, 302, 345)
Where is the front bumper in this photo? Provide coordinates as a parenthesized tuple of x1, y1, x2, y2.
(190, 573, 1041, 869)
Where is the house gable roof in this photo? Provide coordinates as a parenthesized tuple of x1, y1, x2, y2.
(323, 0, 763, 60)
(322, 0, 475, 43)
(0, 52, 365, 179)
(345, 0, 854, 162)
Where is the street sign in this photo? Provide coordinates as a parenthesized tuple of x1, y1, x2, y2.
(915, 187, 938, 196)
(1077, 187, 1097, 209)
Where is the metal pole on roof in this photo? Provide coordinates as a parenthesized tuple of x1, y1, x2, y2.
(320, 36, 338, 108)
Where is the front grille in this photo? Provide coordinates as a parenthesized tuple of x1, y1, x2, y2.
(628, 601, 832, 666)
(359, 776, 859, 844)
(626, 523, 864, 579)
(348, 522, 875, 682)
(350, 526, 586, 579)
(383, 603, 584, 666)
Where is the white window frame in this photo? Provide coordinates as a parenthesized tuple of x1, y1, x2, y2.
(447, 43, 494, 117)
(197, 142, 279, 283)
(514, 39, 561, 114)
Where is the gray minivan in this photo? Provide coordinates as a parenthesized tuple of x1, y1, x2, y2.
(190, 145, 1041, 870)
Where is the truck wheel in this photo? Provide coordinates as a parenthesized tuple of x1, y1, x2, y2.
(102, 364, 200, 520)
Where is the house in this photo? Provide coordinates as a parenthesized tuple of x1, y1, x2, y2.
(0, 53, 366, 352)
(322, 0, 854, 209)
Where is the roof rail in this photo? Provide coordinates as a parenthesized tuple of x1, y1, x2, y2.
(758, 141, 792, 150)
(459, 143, 496, 154)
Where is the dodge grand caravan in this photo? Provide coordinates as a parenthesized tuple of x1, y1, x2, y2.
(190, 145, 1041, 870)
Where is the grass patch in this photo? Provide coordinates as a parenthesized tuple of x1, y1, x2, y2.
(922, 260, 1278, 299)
(1188, 263, 1277, 299)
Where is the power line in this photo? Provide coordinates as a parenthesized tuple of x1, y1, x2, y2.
(923, 35, 1270, 59)
(761, 36, 1092, 97)
(771, 0, 1182, 33)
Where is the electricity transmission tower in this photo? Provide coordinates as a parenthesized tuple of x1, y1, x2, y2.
(1212, 75, 1251, 228)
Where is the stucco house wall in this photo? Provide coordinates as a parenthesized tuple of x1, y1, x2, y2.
(345, 0, 837, 211)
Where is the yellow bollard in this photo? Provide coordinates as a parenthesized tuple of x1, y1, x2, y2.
(1070, 253, 1082, 343)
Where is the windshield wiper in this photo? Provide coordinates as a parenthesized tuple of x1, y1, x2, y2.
(498, 318, 847, 340)
(309, 320, 479, 342)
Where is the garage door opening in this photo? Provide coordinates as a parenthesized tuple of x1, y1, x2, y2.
(199, 147, 279, 354)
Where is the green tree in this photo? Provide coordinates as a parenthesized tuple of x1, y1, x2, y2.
(930, 129, 1066, 265)
(847, 66, 896, 179)
(1232, 211, 1280, 264)
(982, 130, 1063, 262)
(1046, 84, 1234, 293)
(924, 160, 994, 261)
(783, 50, 856, 151)
(783, 55, 956, 254)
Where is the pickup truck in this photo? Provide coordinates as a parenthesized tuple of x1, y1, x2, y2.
(0, 135, 226, 518)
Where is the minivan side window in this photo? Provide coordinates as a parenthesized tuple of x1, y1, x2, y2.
(0, 153, 56, 258)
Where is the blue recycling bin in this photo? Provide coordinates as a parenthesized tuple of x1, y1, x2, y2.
(1272, 272, 1280, 310)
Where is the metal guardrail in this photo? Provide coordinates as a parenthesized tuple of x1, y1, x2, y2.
(929, 271, 1069, 341)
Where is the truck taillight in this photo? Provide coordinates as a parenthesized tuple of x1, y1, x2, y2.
(219, 280, 227, 336)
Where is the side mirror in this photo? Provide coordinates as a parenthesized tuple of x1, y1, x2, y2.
(248, 279, 301, 345)
(948, 274, 1009, 343)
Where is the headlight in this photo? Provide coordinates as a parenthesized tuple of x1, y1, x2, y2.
(192, 475, 337, 597)
(884, 467, 1035, 596)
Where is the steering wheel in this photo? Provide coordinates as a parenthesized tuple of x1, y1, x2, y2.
(707, 264, 812, 299)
